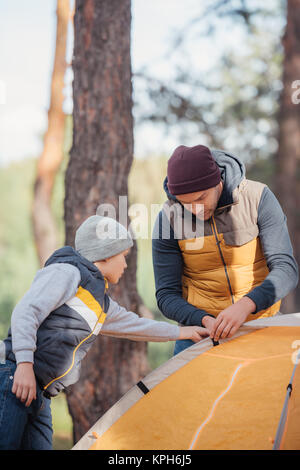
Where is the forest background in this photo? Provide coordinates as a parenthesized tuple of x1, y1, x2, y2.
(0, 0, 299, 449)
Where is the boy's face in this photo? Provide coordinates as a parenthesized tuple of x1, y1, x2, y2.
(93, 249, 130, 284)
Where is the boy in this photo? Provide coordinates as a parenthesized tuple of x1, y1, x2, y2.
(0, 215, 208, 450)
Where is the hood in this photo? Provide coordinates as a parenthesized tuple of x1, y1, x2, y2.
(163, 148, 245, 209)
(44, 246, 103, 278)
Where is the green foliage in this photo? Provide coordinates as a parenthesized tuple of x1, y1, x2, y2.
(135, 3, 283, 164)
(0, 158, 39, 338)
(51, 393, 73, 450)
(245, 155, 276, 190)
(128, 156, 167, 315)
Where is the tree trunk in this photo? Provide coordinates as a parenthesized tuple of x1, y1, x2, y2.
(64, 0, 149, 444)
(32, 0, 70, 266)
(275, 0, 300, 313)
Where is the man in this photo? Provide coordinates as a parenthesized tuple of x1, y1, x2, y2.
(152, 145, 299, 355)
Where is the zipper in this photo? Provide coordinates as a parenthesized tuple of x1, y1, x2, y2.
(210, 215, 235, 305)
(43, 279, 108, 394)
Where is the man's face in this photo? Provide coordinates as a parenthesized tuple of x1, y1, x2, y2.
(176, 181, 223, 221)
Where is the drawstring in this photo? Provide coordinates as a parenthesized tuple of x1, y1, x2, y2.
(210, 216, 235, 305)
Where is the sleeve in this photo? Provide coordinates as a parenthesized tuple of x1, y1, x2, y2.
(11, 263, 81, 364)
(100, 296, 180, 342)
(245, 186, 299, 314)
(152, 210, 214, 327)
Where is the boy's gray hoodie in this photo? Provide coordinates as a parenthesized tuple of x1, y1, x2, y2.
(4, 247, 179, 397)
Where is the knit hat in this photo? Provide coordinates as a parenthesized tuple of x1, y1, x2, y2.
(167, 145, 221, 195)
(75, 215, 133, 262)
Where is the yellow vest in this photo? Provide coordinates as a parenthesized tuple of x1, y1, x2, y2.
(168, 179, 281, 321)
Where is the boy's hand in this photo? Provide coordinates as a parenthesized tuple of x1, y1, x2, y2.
(179, 326, 210, 343)
(210, 297, 256, 341)
(12, 362, 37, 407)
(201, 315, 216, 336)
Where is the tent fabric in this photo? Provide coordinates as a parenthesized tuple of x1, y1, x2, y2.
(274, 355, 300, 450)
(72, 313, 300, 451)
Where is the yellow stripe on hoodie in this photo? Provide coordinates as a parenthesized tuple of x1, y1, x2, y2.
(43, 285, 107, 393)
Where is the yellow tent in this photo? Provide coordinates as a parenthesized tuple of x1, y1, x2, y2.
(72, 313, 300, 451)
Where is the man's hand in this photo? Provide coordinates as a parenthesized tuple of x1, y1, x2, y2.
(210, 297, 256, 342)
(12, 362, 37, 407)
(179, 326, 210, 343)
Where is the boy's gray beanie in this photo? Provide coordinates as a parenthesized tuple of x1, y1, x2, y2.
(75, 215, 133, 262)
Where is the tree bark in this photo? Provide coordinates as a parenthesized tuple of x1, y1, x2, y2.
(64, 0, 149, 444)
(32, 0, 71, 266)
(275, 0, 300, 313)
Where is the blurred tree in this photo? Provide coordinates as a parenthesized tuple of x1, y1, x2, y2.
(134, 0, 283, 163)
(135, 0, 300, 311)
(32, 0, 71, 266)
(64, 0, 150, 443)
(275, 0, 300, 312)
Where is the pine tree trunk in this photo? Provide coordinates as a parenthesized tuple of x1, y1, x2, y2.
(64, 0, 149, 444)
(32, 0, 70, 266)
(275, 0, 300, 313)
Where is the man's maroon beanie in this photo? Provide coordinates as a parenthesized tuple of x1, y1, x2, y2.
(167, 145, 221, 195)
